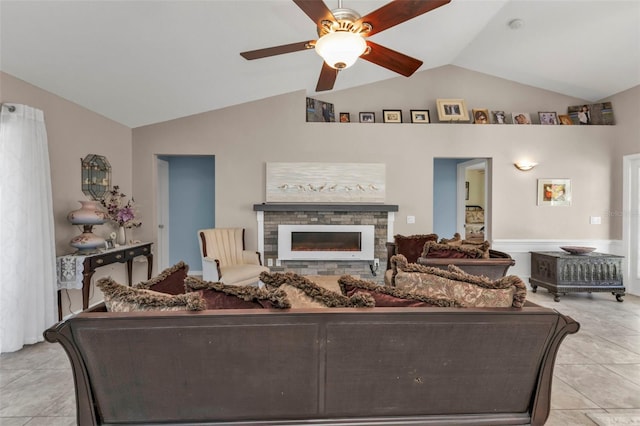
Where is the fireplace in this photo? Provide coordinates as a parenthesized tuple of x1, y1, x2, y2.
(278, 225, 375, 261)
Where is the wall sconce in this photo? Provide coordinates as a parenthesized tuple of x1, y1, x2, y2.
(514, 161, 537, 171)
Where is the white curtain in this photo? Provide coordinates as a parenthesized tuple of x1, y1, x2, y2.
(0, 104, 56, 353)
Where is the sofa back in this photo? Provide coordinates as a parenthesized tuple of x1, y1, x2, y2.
(46, 306, 578, 426)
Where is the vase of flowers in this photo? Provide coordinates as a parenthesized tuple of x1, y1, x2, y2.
(100, 185, 141, 245)
(116, 225, 127, 245)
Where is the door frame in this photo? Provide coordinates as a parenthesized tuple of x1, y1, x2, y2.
(156, 157, 170, 271)
(456, 159, 491, 242)
(623, 153, 640, 295)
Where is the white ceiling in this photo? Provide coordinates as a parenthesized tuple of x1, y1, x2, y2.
(1, 0, 638, 128)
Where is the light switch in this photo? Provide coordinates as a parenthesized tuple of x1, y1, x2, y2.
(407, 215, 415, 224)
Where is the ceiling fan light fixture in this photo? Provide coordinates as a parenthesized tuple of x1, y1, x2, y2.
(315, 30, 367, 70)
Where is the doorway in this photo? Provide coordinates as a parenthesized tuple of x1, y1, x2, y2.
(623, 153, 640, 295)
(457, 159, 491, 242)
(156, 155, 215, 274)
(433, 158, 491, 242)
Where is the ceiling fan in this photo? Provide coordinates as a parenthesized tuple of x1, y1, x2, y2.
(240, 0, 451, 92)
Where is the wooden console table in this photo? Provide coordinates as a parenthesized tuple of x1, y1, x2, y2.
(529, 251, 625, 302)
(56, 242, 153, 319)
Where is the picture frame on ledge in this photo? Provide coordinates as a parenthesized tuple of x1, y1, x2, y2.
(538, 112, 558, 125)
(359, 112, 375, 123)
(339, 112, 350, 123)
(537, 178, 571, 206)
(558, 114, 573, 125)
(306, 97, 335, 122)
(436, 99, 470, 122)
(410, 110, 430, 123)
(512, 112, 532, 125)
(492, 111, 509, 124)
(383, 110, 402, 123)
(472, 108, 489, 124)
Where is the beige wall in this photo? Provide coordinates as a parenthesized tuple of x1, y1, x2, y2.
(3, 65, 638, 313)
(133, 66, 636, 253)
(606, 84, 640, 238)
(1, 72, 133, 314)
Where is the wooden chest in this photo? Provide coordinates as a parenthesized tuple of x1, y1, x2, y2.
(529, 251, 625, 302)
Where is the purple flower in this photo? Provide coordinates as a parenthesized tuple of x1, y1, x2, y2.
(100, 184, 142, 228)
(116, 207, 135, 225)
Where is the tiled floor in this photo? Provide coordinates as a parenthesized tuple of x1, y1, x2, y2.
(1, 289, 639, 425)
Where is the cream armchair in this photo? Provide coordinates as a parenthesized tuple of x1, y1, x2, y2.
(198, 228, 269, 286)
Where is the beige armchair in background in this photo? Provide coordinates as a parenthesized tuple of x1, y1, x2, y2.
(198, 228, 269, 286)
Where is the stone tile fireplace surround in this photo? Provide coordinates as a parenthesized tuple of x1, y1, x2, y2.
(254, 204, 398, 283)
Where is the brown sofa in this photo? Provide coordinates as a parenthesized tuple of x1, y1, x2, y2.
(45, 299, 578, 426)
(386, 233, 515, 282)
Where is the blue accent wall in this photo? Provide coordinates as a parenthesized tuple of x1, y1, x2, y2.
(167, 156, 215, 270)
(433, 158, 470, 238)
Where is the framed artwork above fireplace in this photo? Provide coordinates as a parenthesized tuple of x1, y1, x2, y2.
(266, 162, 386, 203)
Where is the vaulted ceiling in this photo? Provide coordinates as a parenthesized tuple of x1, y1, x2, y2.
(1, 0, 638, 128)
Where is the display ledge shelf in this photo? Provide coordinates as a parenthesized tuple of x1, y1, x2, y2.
(254, 203, 398, 212)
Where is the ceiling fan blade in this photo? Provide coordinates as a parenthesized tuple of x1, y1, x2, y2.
(316, 62, 338, 91)
(357, 0, 451, 37)
(293, 0, 335, 26)
(240, 41, 314, 60)
(361, 41, 423, 77)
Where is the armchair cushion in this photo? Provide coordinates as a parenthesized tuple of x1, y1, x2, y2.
(198, 228, 269, 285)
(220, 264, 270, 286)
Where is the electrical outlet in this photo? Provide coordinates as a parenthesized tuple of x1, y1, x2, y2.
(267, 258, 273, 267)
(276, 259, 281, 267)
(590, 216, 602, 225)
(407, 215, 415, 224)
(374, 258, 380, 267)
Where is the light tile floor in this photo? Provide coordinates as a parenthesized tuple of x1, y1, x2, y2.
(1, 289, 639, 425)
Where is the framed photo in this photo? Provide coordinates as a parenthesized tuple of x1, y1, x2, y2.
(465, 181, 469, 200)
(558, 114, 573, 125)
(537, 179, 571, 206)
(410, 110, 430, 123)
(359, 112, 375, 123)
(436, 99, 470, 122)
(339, 112, 350, 123)
(538, 112, 558, 125)
(306, 97, 335, 122)
(567, 102, 614, 125)
(512, 112, 532, 125)
(383, 110, 402, 123)
(472, 108, 489, 124)
(492, 110, 509, 124)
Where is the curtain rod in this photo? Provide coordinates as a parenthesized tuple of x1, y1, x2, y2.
(1, 104, 16, 112)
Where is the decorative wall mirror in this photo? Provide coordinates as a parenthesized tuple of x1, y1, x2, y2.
(81, 154, 111, 200)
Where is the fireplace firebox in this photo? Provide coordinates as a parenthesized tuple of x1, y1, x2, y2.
(278, 225, 375, 261)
